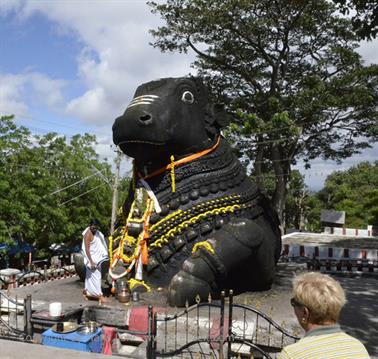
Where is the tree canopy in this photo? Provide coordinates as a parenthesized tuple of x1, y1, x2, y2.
(317, 161, 378, 228)
(251, 169, 311, 231)
(0, 115, 116, 258)
(149, 0, 378, 226)
(332, 0, 378, 39)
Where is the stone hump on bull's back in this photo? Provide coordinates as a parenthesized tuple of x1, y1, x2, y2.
(111, 77, 281, 307)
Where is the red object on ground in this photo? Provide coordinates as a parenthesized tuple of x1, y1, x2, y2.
(102, 326, 118, 355)
(209, 316, 229, 350)
(128, 306, 166, 338)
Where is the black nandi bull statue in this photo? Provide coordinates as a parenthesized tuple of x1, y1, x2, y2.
(110, 77, 281, 306)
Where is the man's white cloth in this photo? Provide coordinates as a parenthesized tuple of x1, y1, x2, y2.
(82, 227, 108, 297)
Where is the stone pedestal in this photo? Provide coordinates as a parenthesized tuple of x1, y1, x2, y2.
(0, 268, 21, 288)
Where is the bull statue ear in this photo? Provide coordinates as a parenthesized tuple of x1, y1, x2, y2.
(204, 103, 231, 139)
(213, 103, 231, 128)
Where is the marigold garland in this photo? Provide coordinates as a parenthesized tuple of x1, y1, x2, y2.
(108, 137, 229, 284)
(151, 203, 241, 248)
(109, 197, 153, 281)
(129, 278, 151, 292)
(192, 241, 215, 255)
(108, 235, 113, 263)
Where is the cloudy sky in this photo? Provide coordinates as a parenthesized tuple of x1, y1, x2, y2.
(0, 0, 377, 190)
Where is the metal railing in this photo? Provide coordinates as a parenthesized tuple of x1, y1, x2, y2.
(146, 290, 300, 358)
(0, 266, 76, 290)
(0, 288, 300, 356)
(0, 291, 33, 341)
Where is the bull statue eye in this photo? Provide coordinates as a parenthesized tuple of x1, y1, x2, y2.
(181, 91, 194, 104)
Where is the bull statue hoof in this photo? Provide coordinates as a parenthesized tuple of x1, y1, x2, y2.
(111, 77, 281, 306)
(73, 253, 86, 282)
(73, 253, 110, 284)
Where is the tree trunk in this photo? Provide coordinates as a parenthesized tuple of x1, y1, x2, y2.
(253, 142, 264, 191)
(271, 145, 290, 232)
(272, 176, 287, 230)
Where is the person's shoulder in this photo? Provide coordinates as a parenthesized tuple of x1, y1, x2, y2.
(277, 347, 293, 359)
(84, 228, 93, 239)
(279, 336, 327, 358)
(339, 332, 370, 353)
(280, 332, 370, 359)
(279, 339, 307, 358)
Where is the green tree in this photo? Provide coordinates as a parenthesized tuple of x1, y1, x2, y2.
(0, 115, 32, 248)
(317, 161, 378, 227)
(305, 195, 323, 232)
(284, 171, 310, 230)
(332, 0, 378, 39)
(0, 115, 114, 257)
(149, 0, 378, 226)
(251, 169, 311, 230)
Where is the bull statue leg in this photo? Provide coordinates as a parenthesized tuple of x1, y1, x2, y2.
(168, 218, 277, 306)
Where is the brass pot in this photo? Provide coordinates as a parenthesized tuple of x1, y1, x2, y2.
(117, 288, 130, 303)
(77, 321, 100, 334)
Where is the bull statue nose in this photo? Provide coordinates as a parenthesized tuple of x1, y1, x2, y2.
(138, 112, 153, 126)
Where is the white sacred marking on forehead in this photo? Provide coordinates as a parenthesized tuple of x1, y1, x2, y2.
(127, 95, 159, 109)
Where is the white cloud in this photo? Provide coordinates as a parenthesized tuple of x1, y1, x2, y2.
(0, 73, 28, 116)
(93, 131, 133, 176)
(0, 72, 65, 117)
(66, 87, 112, 123)
(1, 1, 376, 176)
(95, 133, 115, 161)
(357, 40, 378, 65)
(16, 1, 195, 125)
(0, 0, 22, 15)
(28, 73, 66, 108)
(295, 147, 378, 191)
(11, 1, 376, 127)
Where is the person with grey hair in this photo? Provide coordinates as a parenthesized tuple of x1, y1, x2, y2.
(279, 272, 370, 359)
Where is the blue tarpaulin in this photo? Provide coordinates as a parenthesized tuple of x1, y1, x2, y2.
(0, 242, 33, 255)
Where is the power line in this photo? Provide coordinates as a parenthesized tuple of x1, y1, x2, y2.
(48, 171, 106, 196)
(3, 112, 371, 179)
(91, 164, 112, 189)
(58, 184, 105, 206)
(3, 163, 79, 174)
(5, 111, 370, 154)
(24, 118, 88, 132)
(4, 108, 359, 144)
(3, 157, 349, 177)
(250, 172, 333, 179)
(24, 125, 75, 137)
(1, 110, 89, 132)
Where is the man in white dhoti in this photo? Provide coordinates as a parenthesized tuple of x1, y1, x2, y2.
(82, 219, 109, 302)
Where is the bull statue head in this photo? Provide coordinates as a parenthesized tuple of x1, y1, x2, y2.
(112, 77, 229, 167)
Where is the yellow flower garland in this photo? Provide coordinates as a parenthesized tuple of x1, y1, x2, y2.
(192, 241, 215, 255)
(110, 198, 153, 267)
(151, 203, 241, 248)
(108, 235, 113, 263)
(129, 278, 151, 292)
